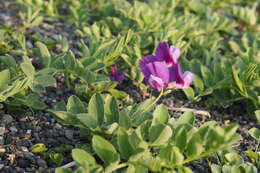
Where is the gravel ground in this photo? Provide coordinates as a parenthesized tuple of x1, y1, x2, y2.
(0, 1, 259, 173)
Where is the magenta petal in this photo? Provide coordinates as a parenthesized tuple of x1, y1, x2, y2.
(169, 64, 183, 84)
(155, 42, 171, 62)
(145, 61, 169, 85)
(140, 55, 159, 77)
(109, 66, 125, 83)
(148, 75, 164, 91)
(182, 72, 194, 88)
(169, 46, 180, 64)
(109, 73, 125, 82)
(169, 63, 194, 88)
(156, 42, 181, 66)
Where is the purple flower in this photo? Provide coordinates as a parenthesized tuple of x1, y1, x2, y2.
(169, 64, 194, 88)
(155, 42, 180, 66)
(109, 66, 124, 83)
(140, 55, 169, 91)
(139, 42, 194, 91)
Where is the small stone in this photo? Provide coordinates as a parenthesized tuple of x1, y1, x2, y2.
(2, 114, 13, 125)
(18, 158, 30, 168)
(0, 148, 5, 154)
(37, 159, 47, 168)
(26, 41, 33, 49)
(0, 164, 4, 169)
(64, 130, 74, 140)
(54, 123, 62, 129)
(0, 136, 4, 145)
(24, 153, 36, 164)
(21, 146, 28, 152)
(26, 130, 31, 134)
(51, 118, 56, 123)
(9, 127, 18, 133)
(0, 127, 5, 136)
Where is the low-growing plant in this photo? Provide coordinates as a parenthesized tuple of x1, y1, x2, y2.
(246, 110, 260, 169)
(51, 94, 241, 173)
(211, 151, 258, 173)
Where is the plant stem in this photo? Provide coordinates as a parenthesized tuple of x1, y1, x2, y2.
(105, 163, 128, 173)
(256, 141, 260, 152)
(151, 89, 164, 107)
(168, 107, 211, 118)
(141, 89, 164, 115)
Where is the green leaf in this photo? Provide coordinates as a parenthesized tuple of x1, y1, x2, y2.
(21, 59, 35, 78)
(49, 111, 78, 125)
(72, 149, 96, 166)
(92, 135, 119, 165)
(232, 66, 246, 95)
(201, 65, 214, 87)
(186, 132, 203, 157)
(88, 94, 104, 125)
(211, 164, 222, 173)
(152, 104, 169, 126)
(36, 41, 51, 67)
(255, 110, 260, 124)
(119, 110, 131, 130)
(117, 128, 134, 159)
(159, 146, 184, 166)
(34, 74, 56, 87)
(31, 143, 48, 153)
(183, 87, 195, 101)
(175, 111, 195, 126)
(248, 128, 260, 141)
(193, 75, 204, 92)
(205, 128, 225, 151)
(77, 113, 98, 129)
(67, 95, 86, 114)
(132, 98, 154, 117)
(55, 168, 73, 173)
(0, 69, 10, 88)
(173, 125, 187, 152)
(125, 164, 148, 173)
(149, 124, 172, 146)
(104, 96, 119, 124)
(108, 89, 129, 99)
(224, 153, 244, 165)
(26, 93, 47, 109)
(49, 153, 64, 166)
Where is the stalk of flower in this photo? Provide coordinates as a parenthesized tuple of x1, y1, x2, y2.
(139, 42, 194, 111)
(109, 66, 125, 83)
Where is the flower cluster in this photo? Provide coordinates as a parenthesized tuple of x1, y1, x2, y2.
(109, 66, 125, 83)
(140, 42, 194, 91)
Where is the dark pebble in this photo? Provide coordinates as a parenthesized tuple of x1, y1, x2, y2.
(37, 159, 47, 168)
(17, 159, 30, 168)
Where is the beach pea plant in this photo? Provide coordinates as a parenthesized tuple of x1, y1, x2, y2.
(52, 94, 241, 173)
(246, 110, 260, 170)
(71, 0, 260, 110)
(0, 55, 54, 109)
(211, 151, 258, 173)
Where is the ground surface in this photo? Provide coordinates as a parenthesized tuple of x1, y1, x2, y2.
(0, 1, 259, 173)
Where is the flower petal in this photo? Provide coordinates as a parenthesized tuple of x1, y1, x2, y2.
(140, 55, 158, 77)
(169, 63, 193, 88)
(182, 71, 194, 88)
(169, 64, 184, 85)
(109, 66, 125, 83)
(148, 75, 164, 91)
(169, 46, 180, 64)
(156, 42, 181, 66)
(155, 42, 171, 63)
(145, 61, 169, 85)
